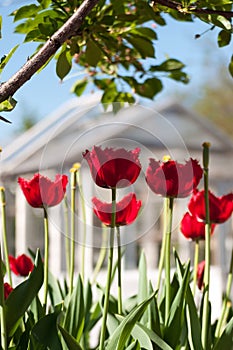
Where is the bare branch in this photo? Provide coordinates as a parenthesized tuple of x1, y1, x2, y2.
(155, 0, 233, 18)
(0, 0, 99, 104)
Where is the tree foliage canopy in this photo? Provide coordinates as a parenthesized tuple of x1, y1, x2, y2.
(0, 0, 233, 114)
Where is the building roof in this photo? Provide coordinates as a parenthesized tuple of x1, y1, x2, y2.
(1, 94, 233, 181)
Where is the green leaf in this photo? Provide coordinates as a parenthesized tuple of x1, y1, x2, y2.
(130, 27, 157, 40)
(106, 291, 156, 350)
(63, 275, 85, 342)
(151, 58, 185, 72)
(71, 78, 88, 97)
(56, 48, 72, 81)
(163, 262, 190, 348)
(138, 250, 148, 325)
(126, 35, 155, 58)
(131, 324, 153, 350)
(137, 324, 173, 350)
(14, 4, 40, 22)
(229, 55, 233, 78)
(5, 250, 43, 338)
(58, 325, 83, 350)
(134, 78, 163, 99)
(148, 281, 161, 336)
(213, 317, 233, 350)
(125, 340, 141, 350)
(85, 39, 103, 67)
(31, 306, 62, 350)
(0, 45, 19, 75)
(218, 30, 231, 47)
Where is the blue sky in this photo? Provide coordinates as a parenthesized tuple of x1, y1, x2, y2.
(0, 0, 232, 145)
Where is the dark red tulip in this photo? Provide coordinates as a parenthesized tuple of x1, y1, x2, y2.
(188, 190, 233, 224)
(83, 146, 141, 188)
(4, 282, 13, 299)
(18, 173, 68, 208)
(197, 260, 205, 291)
(180, 212, 215, 241)
(146, 158, 203, 198)
(9, 254, 34, 277)
(92, 193, 141, 226)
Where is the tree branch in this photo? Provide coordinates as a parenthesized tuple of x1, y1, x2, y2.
(155, 0, 233, 18)
(0, 0, 99, 104)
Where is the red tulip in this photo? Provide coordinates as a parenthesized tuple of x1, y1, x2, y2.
(83, 146, 141, 188)
(4, 282, 13, 299)
(9, 254, 34, 277)
(92, 193, 141, 226)
(145, 158, 203, 198)
(18, 173, 68, 208)
(188, 190, 233, 224)
(197, 260, 205, 290)
(180, 212, 215, 241)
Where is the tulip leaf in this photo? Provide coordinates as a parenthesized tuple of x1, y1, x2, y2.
(58, 325, 83, 350)
(138, 250, 149, 325)
(5, 250, 43, 338)
(31, 306, 62, 350)
(106, 291, 156, 350)
(213, 317, 233, 350)
(137, 324, 173, 350)
(163, 262, 190, 348)
(148, 281, 161, 336)
(63, 275, 85, 342)
(125, 340, 141, 350)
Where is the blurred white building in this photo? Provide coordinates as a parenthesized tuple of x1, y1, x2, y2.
(0, 94, 232, 299)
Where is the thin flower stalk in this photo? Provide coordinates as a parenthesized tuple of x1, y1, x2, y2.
(117, 226, 123, 315)
(156, 199, 167, 291)
(43, 207, 49, 310)
(192, 240, 199, 296)
(76, 166, 87, 281)
(0, 187, 12, 286)
(99, 188, 116, 350)
(215, 248, 233, 338)
(201, 142, 211, 350)
(165, 196, 174, 324)
(63, 195, 70, 276)
(69, 168, 77, 295)
(92, 224, 108, 284)
(0, 246, 7, 350)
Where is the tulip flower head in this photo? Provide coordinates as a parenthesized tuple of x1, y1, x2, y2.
(146, 158, 203, 198)
(188, 190, 233, 224)
(9, 254, 34, 277)
(83, 146, 141, 188)
(92, 193, 141, 227)
(180, 212, 215, 241)
(18, 173, 68, 208)
(4, 282, 13, 299)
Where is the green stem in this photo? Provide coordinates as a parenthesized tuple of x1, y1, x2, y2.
(192, 240, 199, 296)
(43, 207, 49, 311)
(63, 196, 70, 276)
(156, 199, 168, 291)
(0, 187, 12, 286)
(69, 170, 77, 295)
(99, 187, 116, 350)
(117, 226, 122, 315)
(201, 142, 211, 350)
(92, 225, 108, 284)
(77, 171, 87, 282)
(215, 248, 233, 338)
(0, 245, 7, 350)
(165, 197, 174, 324)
